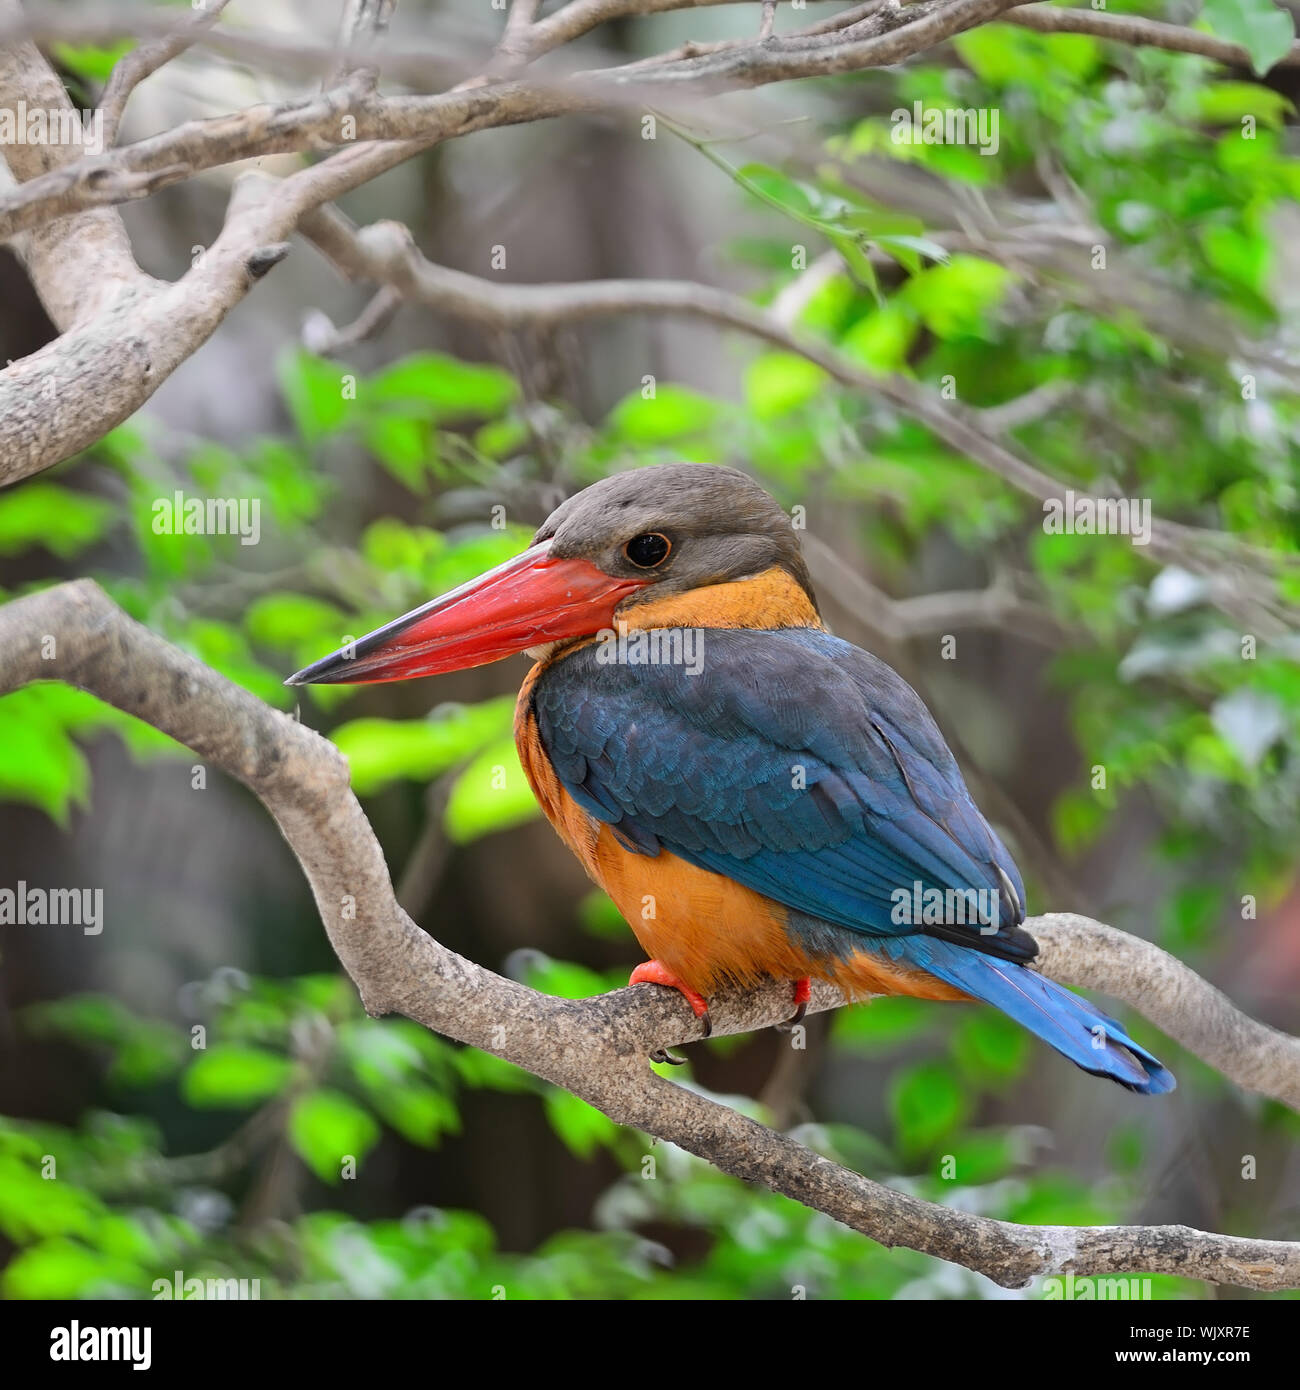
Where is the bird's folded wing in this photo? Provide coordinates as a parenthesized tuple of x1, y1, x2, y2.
(531, 627, 1027, 944)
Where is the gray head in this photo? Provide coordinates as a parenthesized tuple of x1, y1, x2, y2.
(534, 463, 817, 610)
(286, 464, 817, 687)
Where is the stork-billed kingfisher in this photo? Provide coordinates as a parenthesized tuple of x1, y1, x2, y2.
(288, 464, 1173, 1094)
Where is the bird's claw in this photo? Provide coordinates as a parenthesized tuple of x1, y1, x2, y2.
(649, 1047, 689, 1066)
(774, 977, 812, 1032)
(630, 959, 712, 1039)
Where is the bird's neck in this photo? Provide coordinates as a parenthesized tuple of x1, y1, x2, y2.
(614, 566, 823, 633)
(519, 566, 823, 684)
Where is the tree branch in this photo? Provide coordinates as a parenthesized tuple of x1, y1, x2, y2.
(0, 0, 1110, 249)
(0, 78, 600, 485)
(1007, 4, 1300, 71)
(1, 578, 1296, 1290)
(296, 207, 1300, 636)
(326, 0, 397, 89)
(1034, 915, 1300, 1108)
(0, 78, 589, 246)
(0, 0, 152, 328)
(99, 0, 235, 147)
(302, 284, 404, 356)
(613, 0, 1023, 85)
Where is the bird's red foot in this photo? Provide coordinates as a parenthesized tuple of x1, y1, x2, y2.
(630, 959, 712, 1039)
(775, 977, 812, 1032)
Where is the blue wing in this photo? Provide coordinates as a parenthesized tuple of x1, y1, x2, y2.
(533, 627, 1027, 947)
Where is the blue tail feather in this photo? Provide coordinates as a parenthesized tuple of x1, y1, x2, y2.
(895, 936, 1176, 1095)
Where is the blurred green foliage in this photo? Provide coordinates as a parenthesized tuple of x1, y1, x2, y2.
(0, 964, 1229, 1300)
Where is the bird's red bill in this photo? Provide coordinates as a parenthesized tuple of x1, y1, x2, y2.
(285, 540, 649, 685)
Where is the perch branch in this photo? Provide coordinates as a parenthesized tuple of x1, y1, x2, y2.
(1, 579, 1297, 1290)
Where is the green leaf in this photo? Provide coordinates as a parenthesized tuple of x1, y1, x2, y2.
(578, 890, 628, 940)
(278, 350, 358, 442)
(888, 1061, 968, 1155)
(51, 40, 136, 84)
(1052, 786, 1110, 854)
(839, 302, 918, 372)
(444, 736, 540, 842)
(1163, 883, 1223, 950)
(743, 352, 828, 418)
(182, 620, 286, 708)
(245, 593, 347, 653)
(543, 1089, 619, 1158)
(832, 996, 936, 1051)
(288, 1089, 381, 1182)
(2, 1237, 141, 1300)
(0, 484, 114, 559)
(951, 1008, 1030, 1082)
(873, 232, 951, 273)
(0, 688, 91, 823)
(364, 414, 431, 491)
(367, 352, 517, 421)
(360, 516, 445, 576)
(107, 1026, 187, 1087)
(246, 437, 327, 525)
(1199, 221, 1271, 296)
(1196, 80, 1294, 127)
(1201, 0, 1295, 76)
(24, 994, 185, 1086)
(331, 697, 515, 796)
(734, 162, 820, 221)
(181, 1045, 295, 1108)
(0, 1156, 108, 1242)
(25, 994, 136, 1047)
(605, 386, 724, 444)
(901, 255, 1013, 338)
(358, 521, 529, 597)
(370, 1085, 459, 1146)
(455, 1048, 535, 1093)
(474, 415, 530, 459)
(519, 955, 611, 999)
(940, 1131, 1015, 1185)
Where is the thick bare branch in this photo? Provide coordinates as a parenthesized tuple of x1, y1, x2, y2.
(0, 0, 151, 328)
(527, 0, 743, 57)
(10, 0, 1294, 274)
(489, 0, 546, 76)
(0, 0, 1101, 249)
(0, 578, 1296, 1289)
(0, 81, 598, 485)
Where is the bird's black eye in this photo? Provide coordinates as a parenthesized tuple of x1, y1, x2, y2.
(623, 532, 672, 569)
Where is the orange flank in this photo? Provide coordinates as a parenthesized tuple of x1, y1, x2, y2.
(513, 568, 967, 1007)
